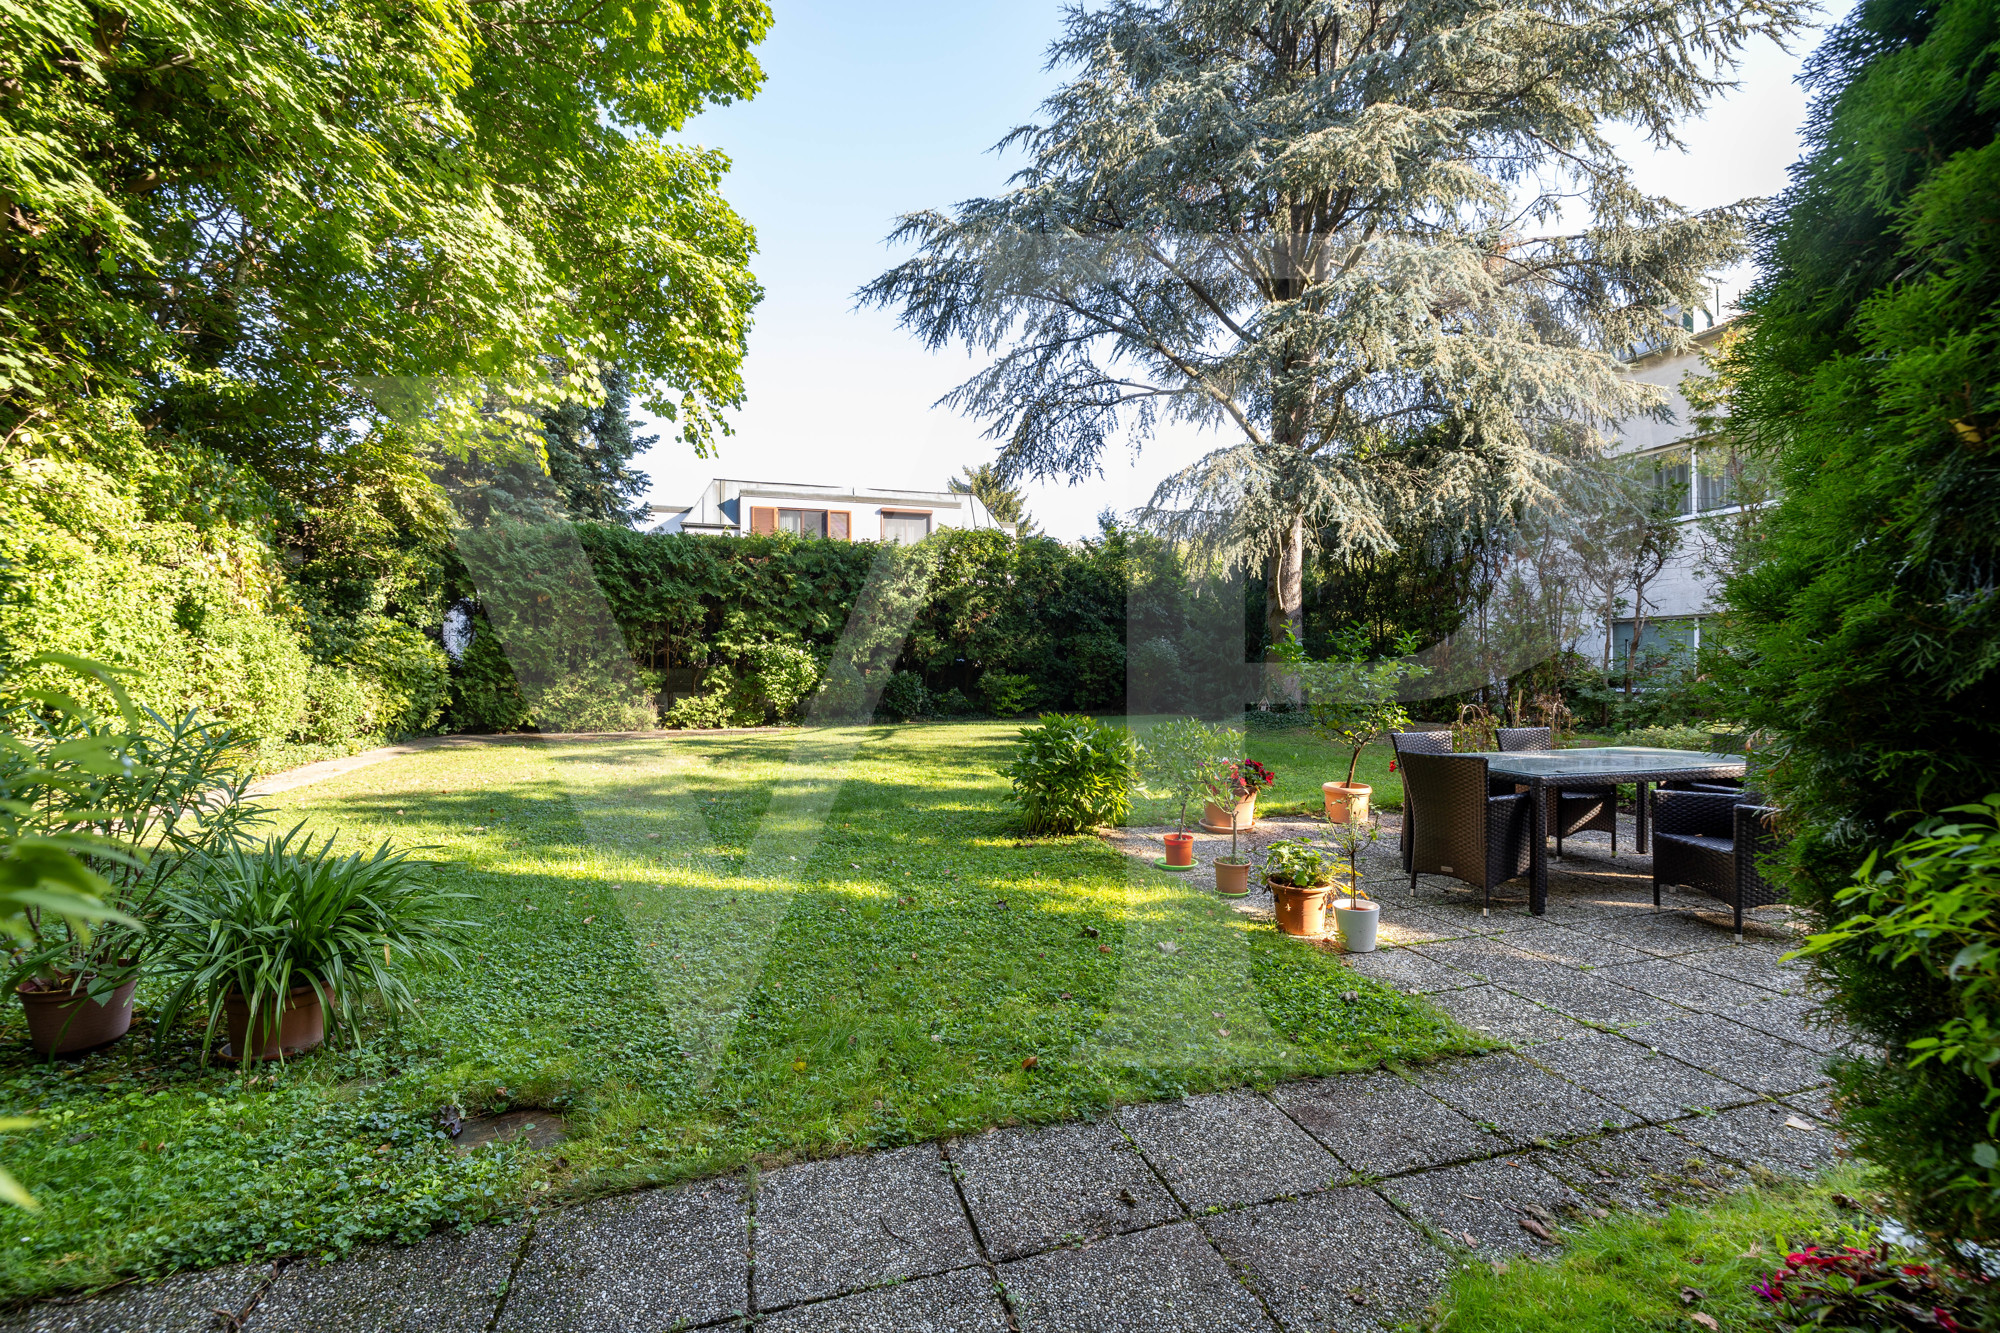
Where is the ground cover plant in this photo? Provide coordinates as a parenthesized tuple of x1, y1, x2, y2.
(0, 722, 1477, 1299)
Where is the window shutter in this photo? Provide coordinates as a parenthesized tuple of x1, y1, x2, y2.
(750, 506, 776, 535)
(829, 511, 850, 540)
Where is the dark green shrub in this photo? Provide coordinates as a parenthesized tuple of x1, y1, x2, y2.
(1000, 713, 1137, 834)
(877, 671, 931, 720)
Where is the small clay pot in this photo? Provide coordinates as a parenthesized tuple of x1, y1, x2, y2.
(1163, 832, 1196, 866)
(1214, 860, 1252, 897)
(1322, 781, 1372, 825)
(1199, 795, 1257, 834)
(223, 985, 326, 1062)
(18, 977, 138, 1057)
(1268, 877, 1332, 937)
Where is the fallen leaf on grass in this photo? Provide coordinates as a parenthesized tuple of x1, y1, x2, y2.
(1518, 1218, 1555, 1243)
(1679, 1286, 1706, 1305)
(1021, 1056, 1038, 1069)
(1690, 1315, 1718, 1330)
(1782, 1115, 1815, 1131)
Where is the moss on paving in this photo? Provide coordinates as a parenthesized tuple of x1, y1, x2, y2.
(0, 722, 1474, 1300)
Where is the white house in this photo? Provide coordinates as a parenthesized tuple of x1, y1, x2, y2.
(645, 479, 1016, 543)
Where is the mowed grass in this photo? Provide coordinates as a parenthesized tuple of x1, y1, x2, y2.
(1121, 720, 1402, 824)
(0, 721, 1479, 1299)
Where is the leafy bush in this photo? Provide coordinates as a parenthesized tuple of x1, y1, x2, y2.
(1001, 713, 1137, 834)
(294, 666, 380, 747)
(1619, 723, 1745, 753)
(932, 687, 975, 716)
(877, 670, 931, 720)
(444, 619, 533, 733)
(978, 671, 1036, 716)
(343, 620, 449, 738)
(664, 689, 737, 730)
(1260, 836, 1340, 888)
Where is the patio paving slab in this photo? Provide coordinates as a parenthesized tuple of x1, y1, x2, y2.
(949, 1120, 1181, 1261)
(1118, 1091, 1338, 1211)
(494, 1179, 747, 1332)
(1594, 957, 1774, 1012)
(1720, 994, 1848, 1053)
(1607, 912, 1744, 958)
(1203, 1187, 1451, 1333)
(1424, 985, 1593, 1048)
(1407, 938, 1574, 989)
(1378, 1153, 1583, 1255)
(1543, 1125, 1736, 1213)
(1502, 969, 1691, 1030)
(1417, 1054, 1636, 1143)
(1675, 1103, 1842, 1181)
(1501, 928, 1653, 970)
(1340, 946, 1481, 994)
(755, 1266, 1006, 1332)
(999, 1223, 1272, 1333)
(0, 1266, 268, 1333)
(246, 1226, 522, 1332)
(1270, 1070, 1500, 1177)
(754, 1146, 979, 1308)
(1633, 1014, 1831, 1096)
(1680, 944, 1813, 994)
(1525, 1029, 1758, 1122)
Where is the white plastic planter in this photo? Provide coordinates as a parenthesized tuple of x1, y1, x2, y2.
(1332, 898, 1380, 953)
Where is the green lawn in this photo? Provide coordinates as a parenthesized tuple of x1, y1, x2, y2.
(1115, 719, 1402, 826)
(0, 721, 1477, 1300)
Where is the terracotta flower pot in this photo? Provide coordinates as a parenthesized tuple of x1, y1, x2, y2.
(1163, 832, 1196, 867)
(223, 985, 326, 1062)
(1332, 897, 1380, 953)
(1268, 877, 1332, 937)
(1214, 860, 1251, 897)
(1322, 781, 1372, 825)
(18, 978, 138, 1057)
(1199, 796, 1257, 834)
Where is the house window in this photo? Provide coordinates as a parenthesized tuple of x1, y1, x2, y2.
(1651, 452, 1693, 516)
(748, 506, 851, 539)
(881, 510, 931, 544)
(1610, 617, 1699, 671)
(779, 508, 826, 538)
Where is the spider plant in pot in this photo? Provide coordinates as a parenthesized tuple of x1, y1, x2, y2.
(1139, 719, 1237, 869)
(1325, 816, 1383, 952)
(1205, 760, 1273, 897)
(153, 826, 469, 1066)
(1259, 837, 1340, 937)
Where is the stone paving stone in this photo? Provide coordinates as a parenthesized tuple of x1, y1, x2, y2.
(1425, 985, 1594, 1047)
(755, 1146, 979, 1308)
(1719, 993, 1849, 1053)
(1594, 956, 1773, 1012)
(1373, 907, 1484, 946)
(1784, 1086, 1837, 1123)
(1270, 1070, 1501, 1176)
(246, 1227, 522, 1332)
(1204, 1186, 1451, 1333)
(1500, 969, 1691, 1030)
(1543, 1125, 1736, 1213)
(949, 1120, 1180, 1261)
(1378, 1153, 1584, 1256)
(999, 1223, 1271, 1333)
(1501, 927, 1652, 969)
(495, 1179, 747, 1332)
(1675, 1102, 1842, 1180)
(1635, 1014, 1831, 1096)
(1408, 937, 1572, 988)
(1118, 1090, 1337, 1210)
(1607, 911, 1742, 958)
(1678, 943, 1812, 994)
(1525, 1029, 1757, 1122)
(755, 1266, 1006, 1332)
(1341, 946, 1481, 993)
(0, 1266, 269, 1333)
(1418, 1054, 1637, 1143)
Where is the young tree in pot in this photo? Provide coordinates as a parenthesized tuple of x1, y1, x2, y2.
(1140, 719, 1237, 869)
(1259, 837, 1340, 937)
(1202, 757, 1274, 833)
(1297, 634, 1430, 825)
(1325, 817, 1384, 952)
(1207, 760, 1275, 896)
(153, 827, 470, 1066)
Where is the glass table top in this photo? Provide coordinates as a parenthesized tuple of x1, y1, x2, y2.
(1460, 746, 1748, 779)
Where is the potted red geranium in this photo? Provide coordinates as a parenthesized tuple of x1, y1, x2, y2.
(1204, 760, 1274, 897)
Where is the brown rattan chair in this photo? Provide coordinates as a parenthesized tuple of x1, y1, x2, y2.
(1398, 752, 1533, 915)
(1494, 726, 1619, 855)
(1390, 730, 1454, 871)
(1651, 789, 1783, 940)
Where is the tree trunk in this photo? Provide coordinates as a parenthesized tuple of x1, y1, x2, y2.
(1265, 517, 1304, 656)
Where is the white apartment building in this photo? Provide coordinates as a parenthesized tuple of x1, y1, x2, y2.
(646, 479, 1016, 543)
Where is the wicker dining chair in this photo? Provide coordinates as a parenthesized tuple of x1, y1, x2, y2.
(1389, 730, 1454, 871)
(1651, 789, 1784, 940)
(1398, 752, 1534, 915)
(1493, 726, 1619, 855)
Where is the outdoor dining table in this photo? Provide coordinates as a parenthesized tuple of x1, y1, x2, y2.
(1456, 746, 1750, 915)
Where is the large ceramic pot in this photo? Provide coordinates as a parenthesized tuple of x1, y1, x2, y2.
(223, 985, 326, 1062)
(1199, 796, 1257, 834)
(1322, 782, 1372, 825)
(1332, 897, 1380, 953)
(18, 978, 138, 1057)
(1267, 877, 1332, 937)
(1214, 860, 1252, 897)
(1162, 832, 1196, 867)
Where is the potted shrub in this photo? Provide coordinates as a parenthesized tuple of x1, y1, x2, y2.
(1001, 714, 1139, 834)
(1207, 761, 1273, 897)
(1140, 719, 1237, 869)
(1260, 837, 1341, 937)
(1298, 648, 1429, 824)
(1201, 758, 1274, 833)
(153, 827, 468, 1065)
(1326, 816, 1383, 952)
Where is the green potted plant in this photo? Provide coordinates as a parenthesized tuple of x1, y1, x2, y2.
(1259, 836, 1341, 937)
(1325, 816, 1383, 952)
(1001, 713, 1139, 834)
(153, 827, 469, 1065)
(1297, 638, 1430, 825)
(1140, 719, 1237, 869)
(1206, 760, 1274, 896)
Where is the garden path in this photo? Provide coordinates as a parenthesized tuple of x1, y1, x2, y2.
(1, 815, 1843, 1332)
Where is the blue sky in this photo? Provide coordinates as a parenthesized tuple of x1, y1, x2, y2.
(638, 0, 1822, 540)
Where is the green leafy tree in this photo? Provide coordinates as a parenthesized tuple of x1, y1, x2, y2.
(1298, 651, 1428, 787)
(1139, 718, 1238, 836)
(1723, 0, 2000, 1247)
(950, 464, 1039, 538)
(540, 368, 660, 526)
(862, 0, 1802, 654)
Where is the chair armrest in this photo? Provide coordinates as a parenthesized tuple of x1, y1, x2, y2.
(1735, 805, 1785, 905)
(1653, 789, 1738, 838)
